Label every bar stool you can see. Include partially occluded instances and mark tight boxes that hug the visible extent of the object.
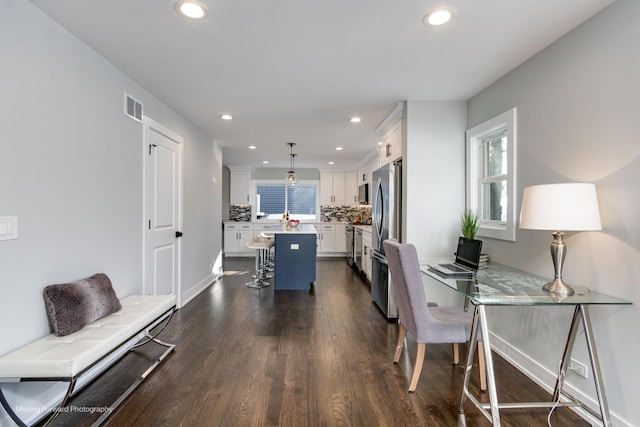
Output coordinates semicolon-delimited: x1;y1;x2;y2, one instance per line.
258;232;275;272
245;238;272;288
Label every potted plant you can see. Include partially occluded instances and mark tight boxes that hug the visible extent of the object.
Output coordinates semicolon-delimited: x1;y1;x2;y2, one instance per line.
460;210;488;268
460;209;480;240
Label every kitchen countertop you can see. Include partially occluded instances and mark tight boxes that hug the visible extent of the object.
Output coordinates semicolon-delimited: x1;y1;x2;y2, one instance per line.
263;224;317;234
224;220;372;230
224;220;352;225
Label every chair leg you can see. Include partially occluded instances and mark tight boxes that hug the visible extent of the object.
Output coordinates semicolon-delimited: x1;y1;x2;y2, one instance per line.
409;343;426;392
452;343;460;364
394;323;406;363
477;341;487;391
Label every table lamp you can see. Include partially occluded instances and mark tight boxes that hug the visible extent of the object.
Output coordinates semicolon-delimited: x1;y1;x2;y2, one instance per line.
519;183;602;296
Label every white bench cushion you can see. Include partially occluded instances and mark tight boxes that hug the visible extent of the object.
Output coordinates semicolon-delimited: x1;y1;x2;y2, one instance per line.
0;295;175;379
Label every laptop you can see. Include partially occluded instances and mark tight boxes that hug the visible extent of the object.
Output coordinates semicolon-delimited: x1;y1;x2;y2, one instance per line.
429;237;483;276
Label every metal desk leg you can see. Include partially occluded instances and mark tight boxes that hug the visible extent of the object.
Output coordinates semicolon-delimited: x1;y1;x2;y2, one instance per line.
554;305;612;426
581;305;612;427
458;305;480;425
459;305;501;426
553;306;581;401
478;305;501;426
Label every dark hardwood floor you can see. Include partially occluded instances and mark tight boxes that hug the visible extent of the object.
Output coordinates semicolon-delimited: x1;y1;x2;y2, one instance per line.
52;257;588;427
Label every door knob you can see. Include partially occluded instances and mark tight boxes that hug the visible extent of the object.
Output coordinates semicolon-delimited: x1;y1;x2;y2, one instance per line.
175;231;183;238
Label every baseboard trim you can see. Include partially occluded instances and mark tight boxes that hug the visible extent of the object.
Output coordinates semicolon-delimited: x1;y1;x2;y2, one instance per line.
181;273;217;308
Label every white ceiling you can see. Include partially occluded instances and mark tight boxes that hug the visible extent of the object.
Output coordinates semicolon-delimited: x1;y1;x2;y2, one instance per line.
27;0;614;170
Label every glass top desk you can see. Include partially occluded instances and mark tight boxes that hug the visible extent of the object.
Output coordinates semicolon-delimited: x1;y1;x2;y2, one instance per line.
420;262;631;427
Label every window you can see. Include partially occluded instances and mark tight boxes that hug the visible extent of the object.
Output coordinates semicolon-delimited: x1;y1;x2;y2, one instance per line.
466;108;517;241
255;181;318;220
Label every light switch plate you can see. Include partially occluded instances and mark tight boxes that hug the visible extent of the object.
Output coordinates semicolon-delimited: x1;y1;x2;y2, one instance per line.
0;216;18;240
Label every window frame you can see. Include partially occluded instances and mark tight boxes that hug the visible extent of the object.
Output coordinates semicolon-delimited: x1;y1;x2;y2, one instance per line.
252;179;319;221
466;108;517;241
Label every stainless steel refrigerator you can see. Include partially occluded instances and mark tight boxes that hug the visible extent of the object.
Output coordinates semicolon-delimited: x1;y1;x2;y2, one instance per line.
371;159;402;318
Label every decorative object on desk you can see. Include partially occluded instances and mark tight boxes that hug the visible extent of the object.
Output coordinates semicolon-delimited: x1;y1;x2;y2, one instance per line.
519;183;602;296
460;209;480;239
285;142;298;186
460;210;488;267
287;219;300;228
478;253;489;269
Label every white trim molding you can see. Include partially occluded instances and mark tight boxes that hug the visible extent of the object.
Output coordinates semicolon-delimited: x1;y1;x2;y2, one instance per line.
466;107;517;241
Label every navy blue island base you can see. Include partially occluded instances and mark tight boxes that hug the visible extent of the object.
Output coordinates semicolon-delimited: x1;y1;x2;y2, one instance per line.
272;225;317;290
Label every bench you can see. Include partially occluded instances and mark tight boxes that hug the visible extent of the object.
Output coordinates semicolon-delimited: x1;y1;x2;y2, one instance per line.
0;293;176;426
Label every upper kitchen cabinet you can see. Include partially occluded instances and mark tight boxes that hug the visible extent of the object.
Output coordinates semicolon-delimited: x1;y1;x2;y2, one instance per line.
229;168;251;205
378;120;402;165
377;102;404;166
320;171;346;205
345;171;358;206
358;155;379;190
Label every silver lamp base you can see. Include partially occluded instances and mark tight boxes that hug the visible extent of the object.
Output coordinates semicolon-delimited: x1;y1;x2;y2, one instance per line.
542;277;575;296
544;231;575;296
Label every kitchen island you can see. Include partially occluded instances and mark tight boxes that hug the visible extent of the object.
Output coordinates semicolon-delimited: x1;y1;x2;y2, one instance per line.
269;224;317;290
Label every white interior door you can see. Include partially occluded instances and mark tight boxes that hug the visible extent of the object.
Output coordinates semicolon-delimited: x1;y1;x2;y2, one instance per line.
143;117;182;299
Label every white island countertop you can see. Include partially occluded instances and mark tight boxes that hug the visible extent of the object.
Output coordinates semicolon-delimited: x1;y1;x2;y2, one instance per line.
264;224;317;234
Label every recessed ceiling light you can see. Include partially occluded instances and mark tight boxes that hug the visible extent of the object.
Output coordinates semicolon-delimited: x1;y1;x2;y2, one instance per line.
262;160;269;164
336;147;343;151
248;145;256;150
175;1;209;19
220;114;233;120
423;8;455;26
328;161;335;165
349;117;362;123
377;142;383;146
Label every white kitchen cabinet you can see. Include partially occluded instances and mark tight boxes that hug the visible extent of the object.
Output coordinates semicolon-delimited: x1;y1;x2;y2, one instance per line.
316;223;337;252
361;228;372;280
345;172;358;205
229;168;251;205
223;223;254;254
315;223;348;254
379;119;402;166
358;156;380;201
357;163;371;187
320;171;346;205
334;223;347;252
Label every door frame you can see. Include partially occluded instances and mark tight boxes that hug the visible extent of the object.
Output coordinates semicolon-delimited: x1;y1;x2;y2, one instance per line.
142;116;183;306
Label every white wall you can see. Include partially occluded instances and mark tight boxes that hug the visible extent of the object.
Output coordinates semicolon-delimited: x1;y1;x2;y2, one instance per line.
467;1;640;424
403;100;468;306
0;0;221;358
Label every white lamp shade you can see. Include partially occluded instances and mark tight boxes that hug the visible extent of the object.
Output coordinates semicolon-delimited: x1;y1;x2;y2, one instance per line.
519;183;602;231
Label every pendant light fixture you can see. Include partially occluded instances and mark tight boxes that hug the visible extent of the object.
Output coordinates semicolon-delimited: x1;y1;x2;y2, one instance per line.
286;142;298;186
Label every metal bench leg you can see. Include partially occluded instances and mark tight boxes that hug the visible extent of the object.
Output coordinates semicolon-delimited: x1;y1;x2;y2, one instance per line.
0;378;76;427
91;341;175;427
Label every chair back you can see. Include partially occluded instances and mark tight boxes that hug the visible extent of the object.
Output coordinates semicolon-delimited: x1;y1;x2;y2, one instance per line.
383;239;433;339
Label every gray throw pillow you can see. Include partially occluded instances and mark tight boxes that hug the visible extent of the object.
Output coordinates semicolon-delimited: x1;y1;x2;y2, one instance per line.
43;273;122;337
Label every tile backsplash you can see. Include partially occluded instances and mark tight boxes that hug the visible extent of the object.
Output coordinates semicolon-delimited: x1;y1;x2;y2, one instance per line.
320;205;371;223
229;205;251;222
229;204;371;223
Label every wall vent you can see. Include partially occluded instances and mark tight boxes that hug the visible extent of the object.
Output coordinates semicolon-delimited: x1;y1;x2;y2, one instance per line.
124;93;143;122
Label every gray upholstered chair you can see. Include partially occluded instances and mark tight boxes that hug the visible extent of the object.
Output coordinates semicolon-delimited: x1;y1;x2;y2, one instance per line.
383;239;486;392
